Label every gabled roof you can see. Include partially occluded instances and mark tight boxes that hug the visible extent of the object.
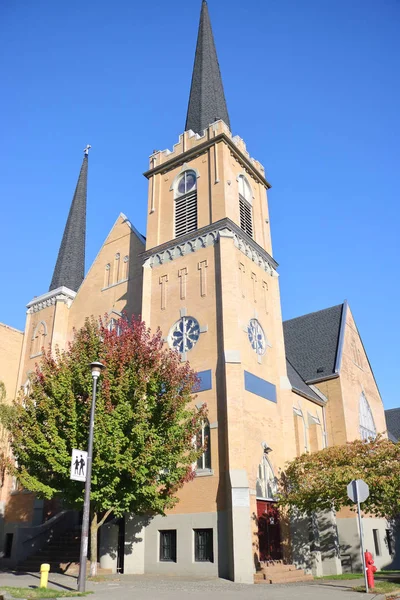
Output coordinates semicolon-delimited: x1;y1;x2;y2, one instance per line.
286;359;324;404
385;408;400;443
283;303;344;383
49;151;88;292
185;0;230;135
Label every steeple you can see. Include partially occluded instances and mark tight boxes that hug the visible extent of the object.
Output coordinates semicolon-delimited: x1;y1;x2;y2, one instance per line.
185;0;230;135
49;146;90;292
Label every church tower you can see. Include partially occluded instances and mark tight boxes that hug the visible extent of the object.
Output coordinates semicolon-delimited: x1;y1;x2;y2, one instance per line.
17;147;90;389
140;0;296;583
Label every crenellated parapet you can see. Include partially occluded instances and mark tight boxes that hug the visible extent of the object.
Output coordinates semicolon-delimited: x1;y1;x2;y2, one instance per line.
146;120;268;187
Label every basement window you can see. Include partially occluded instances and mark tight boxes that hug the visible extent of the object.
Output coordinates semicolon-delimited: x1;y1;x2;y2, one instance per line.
194;529;213;562
159;530;177;562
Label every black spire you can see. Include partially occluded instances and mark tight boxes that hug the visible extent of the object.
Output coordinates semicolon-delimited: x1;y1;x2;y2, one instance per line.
49;146;89;292
185;0;230;134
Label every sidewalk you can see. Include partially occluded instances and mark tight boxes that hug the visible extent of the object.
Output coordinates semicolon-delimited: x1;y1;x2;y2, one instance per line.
0;571;387;600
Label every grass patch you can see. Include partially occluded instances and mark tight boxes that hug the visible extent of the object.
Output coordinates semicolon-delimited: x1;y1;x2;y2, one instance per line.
316;574;364;580
87;575;120;582
354;581;400;594
1;587;91;599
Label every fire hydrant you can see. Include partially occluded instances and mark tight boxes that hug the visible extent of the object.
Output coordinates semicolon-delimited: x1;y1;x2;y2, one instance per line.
40;563;50;588
365;550;377;589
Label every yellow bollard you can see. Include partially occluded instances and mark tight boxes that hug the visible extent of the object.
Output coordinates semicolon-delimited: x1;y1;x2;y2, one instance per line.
40;563;50;588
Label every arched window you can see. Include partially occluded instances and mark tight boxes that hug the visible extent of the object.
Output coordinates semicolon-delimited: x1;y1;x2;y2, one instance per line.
256;456;277;500
31;321;47;357
107;317;122;336
196;420;211;471
104;263;111;288
114;253;120;283
123;255;129;280
174;170;197;238
238;175;253;238
359;393;376;441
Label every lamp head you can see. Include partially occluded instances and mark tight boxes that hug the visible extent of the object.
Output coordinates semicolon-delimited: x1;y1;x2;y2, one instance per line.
90;361;104;379
262;441;272;455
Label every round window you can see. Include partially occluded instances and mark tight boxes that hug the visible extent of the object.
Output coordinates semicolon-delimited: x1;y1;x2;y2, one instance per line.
177;171;196;195
169;316;200;354
247;319;267;355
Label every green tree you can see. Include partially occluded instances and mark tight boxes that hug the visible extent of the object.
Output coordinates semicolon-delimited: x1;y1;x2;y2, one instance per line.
2;317;206;575
278;436;400;518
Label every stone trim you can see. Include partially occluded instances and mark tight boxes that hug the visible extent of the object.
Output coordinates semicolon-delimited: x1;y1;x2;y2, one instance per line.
27;286;76;314
195;468;214;477
101;278;128;292
142;218;278;276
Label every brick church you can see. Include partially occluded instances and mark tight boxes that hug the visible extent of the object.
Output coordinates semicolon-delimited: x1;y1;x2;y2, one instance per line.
0;0;393;583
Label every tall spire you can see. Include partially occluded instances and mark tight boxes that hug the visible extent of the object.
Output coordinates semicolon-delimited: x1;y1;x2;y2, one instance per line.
185;0;230;135
49;146;90;292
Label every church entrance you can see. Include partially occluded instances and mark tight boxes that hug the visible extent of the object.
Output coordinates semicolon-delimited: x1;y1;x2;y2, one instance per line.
257;500;282;561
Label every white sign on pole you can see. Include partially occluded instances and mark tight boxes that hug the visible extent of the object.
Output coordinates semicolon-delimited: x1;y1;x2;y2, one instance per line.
70;449;88;482
347;479;369;503
347;479;370;593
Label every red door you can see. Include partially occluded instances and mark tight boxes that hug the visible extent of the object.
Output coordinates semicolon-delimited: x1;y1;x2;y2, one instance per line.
257;500;282;561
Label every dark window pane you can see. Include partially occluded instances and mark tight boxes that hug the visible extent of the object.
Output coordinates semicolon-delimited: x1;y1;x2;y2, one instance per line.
194;529;213;562
373;529;381;556
159;530;177;562
204;424;211;469
386;529;393;555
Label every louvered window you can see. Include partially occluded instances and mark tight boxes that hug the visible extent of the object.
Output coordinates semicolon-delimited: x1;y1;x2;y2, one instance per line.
175;190;197;237
239;195;253;237
238;175;253;238
174;170;198;238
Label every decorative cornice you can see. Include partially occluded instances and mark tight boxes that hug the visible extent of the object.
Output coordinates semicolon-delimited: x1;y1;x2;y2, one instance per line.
141;218;278;276
27;286;76;314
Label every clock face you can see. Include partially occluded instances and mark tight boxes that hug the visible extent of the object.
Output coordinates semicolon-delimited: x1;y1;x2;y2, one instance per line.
169;316;200;354
247;319;267;355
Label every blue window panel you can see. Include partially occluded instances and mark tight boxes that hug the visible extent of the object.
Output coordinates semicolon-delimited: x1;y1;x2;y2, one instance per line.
194;370;212;393
244;371;277;403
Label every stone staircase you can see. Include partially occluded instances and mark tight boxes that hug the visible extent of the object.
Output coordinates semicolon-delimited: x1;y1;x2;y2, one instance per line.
254;560;314;584
16;527;111;575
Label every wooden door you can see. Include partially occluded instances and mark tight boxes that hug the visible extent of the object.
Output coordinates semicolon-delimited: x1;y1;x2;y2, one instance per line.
257;500;282;561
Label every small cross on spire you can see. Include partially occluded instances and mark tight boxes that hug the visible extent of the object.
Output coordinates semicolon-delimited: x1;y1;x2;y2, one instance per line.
84;144;91;155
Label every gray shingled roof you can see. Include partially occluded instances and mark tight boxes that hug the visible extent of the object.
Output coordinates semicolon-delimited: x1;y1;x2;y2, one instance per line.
385;408;400;443
283;304;344;383
49;153;88;292
286;359;323;403
185;0;231;134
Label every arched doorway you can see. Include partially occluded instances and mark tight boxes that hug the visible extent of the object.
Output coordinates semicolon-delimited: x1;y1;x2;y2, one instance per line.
256;456;282;562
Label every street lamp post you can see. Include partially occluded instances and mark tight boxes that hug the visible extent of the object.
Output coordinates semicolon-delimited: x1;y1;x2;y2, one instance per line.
77;361;104;593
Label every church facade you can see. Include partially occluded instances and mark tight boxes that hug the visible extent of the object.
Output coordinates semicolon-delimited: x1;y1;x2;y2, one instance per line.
0;0;394;582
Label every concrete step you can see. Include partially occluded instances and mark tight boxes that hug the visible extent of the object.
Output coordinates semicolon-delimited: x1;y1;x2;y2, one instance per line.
255;573;314;585
258;565;299;574
255;564;313;584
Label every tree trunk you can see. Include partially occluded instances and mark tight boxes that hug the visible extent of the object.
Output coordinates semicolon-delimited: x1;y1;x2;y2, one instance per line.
90;512;98;577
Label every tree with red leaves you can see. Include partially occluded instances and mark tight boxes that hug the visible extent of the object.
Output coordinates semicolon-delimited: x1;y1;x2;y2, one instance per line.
3;316;206;575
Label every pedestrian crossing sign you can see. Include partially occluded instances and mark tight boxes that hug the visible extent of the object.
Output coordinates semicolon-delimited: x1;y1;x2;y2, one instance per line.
70;449;88;482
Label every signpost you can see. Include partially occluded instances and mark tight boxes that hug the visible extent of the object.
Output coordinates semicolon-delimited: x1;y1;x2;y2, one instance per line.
70;449;88;482
347;479;370;593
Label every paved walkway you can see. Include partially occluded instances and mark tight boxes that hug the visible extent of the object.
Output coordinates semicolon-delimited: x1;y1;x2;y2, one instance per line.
0;572;386;600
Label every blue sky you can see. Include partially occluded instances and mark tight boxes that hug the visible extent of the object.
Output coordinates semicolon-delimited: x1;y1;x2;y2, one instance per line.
0;0;399;408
